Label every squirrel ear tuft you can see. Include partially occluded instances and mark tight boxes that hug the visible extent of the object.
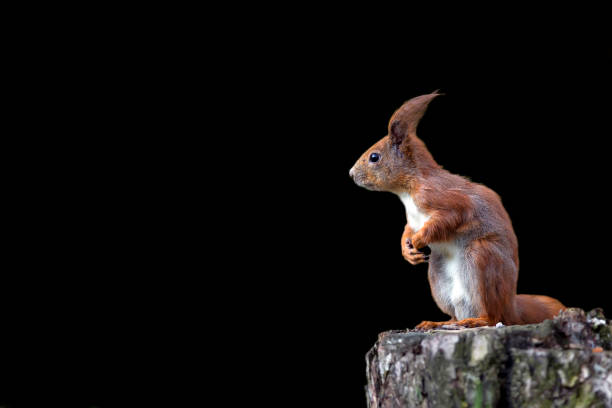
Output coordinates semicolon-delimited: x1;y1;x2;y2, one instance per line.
388;91;441;145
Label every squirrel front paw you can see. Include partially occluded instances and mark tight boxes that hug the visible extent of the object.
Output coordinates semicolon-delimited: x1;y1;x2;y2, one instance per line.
410;233;429;251
402;238;431;265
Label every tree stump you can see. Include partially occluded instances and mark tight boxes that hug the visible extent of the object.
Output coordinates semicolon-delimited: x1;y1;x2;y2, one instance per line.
366;308;612;407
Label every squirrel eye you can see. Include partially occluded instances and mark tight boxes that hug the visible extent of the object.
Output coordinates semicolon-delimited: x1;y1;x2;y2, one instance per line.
369;152;380;163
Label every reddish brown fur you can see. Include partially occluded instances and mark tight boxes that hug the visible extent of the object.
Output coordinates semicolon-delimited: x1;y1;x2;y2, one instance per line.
350;91;565;329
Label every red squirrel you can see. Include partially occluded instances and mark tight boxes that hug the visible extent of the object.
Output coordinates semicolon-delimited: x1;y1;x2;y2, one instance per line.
349;92;565;330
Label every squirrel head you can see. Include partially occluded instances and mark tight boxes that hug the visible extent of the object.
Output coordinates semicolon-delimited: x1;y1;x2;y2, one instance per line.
349;91;441;193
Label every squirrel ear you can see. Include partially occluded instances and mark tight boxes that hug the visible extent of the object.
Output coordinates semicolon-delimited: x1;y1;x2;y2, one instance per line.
390;120;407;147
388;91;442;147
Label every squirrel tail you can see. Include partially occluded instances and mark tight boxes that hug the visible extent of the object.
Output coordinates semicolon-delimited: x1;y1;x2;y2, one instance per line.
514;294;565;324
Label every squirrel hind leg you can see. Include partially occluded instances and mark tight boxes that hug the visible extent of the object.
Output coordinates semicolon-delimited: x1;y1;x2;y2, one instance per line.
452;317;494;328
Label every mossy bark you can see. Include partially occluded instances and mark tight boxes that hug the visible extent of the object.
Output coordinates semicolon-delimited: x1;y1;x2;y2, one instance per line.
366;308;612;407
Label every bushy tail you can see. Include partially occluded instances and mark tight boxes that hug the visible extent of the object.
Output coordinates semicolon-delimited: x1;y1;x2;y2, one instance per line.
514;294;565;324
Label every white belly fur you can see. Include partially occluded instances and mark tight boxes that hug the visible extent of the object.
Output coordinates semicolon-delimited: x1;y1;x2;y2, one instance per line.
430;242;469;304
399;193;472;318
399;193;430;232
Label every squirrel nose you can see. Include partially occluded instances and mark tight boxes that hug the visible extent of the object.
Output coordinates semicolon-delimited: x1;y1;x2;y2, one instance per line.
349;167;355;179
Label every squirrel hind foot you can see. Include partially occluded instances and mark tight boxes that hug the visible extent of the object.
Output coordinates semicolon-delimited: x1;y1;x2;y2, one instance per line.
415;317;493;331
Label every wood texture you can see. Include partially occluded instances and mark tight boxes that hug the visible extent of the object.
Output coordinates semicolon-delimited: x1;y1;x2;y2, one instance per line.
366;308;612;407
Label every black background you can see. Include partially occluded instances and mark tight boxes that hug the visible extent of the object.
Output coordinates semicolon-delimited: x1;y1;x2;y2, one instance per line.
2;13;611;408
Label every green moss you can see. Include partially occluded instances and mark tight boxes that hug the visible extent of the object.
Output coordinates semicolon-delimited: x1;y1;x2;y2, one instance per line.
473;380;483;408
413;384;423;404
569;383;604;408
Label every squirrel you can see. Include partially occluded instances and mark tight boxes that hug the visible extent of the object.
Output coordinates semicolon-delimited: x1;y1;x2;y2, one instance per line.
349;91;565;330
